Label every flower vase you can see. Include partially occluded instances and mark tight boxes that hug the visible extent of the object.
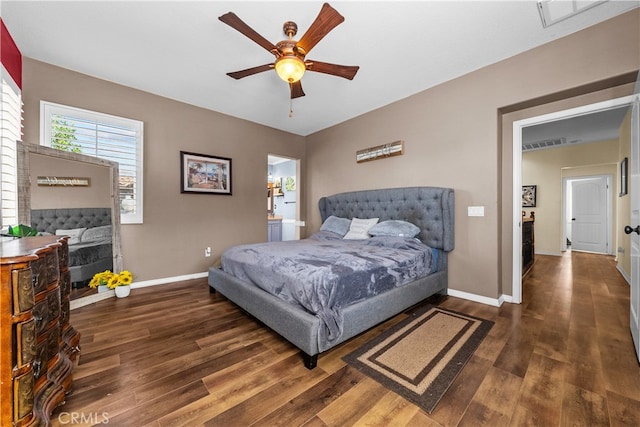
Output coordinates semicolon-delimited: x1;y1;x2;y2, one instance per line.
115;286;131;298
97;285;109;293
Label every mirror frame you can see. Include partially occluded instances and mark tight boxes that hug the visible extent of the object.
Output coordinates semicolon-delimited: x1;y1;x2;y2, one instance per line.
16;141;123;273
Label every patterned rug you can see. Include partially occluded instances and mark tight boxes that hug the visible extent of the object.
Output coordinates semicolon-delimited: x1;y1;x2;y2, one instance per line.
343;304;493;414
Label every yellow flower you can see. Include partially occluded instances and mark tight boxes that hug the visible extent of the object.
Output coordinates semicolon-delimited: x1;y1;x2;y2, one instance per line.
88;270;114;288
119;270;133;285
89;270;133;289
107;275;120;289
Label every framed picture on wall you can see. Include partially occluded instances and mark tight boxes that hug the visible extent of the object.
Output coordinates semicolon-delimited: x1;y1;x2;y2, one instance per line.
180;151;232;195
522;185;537;207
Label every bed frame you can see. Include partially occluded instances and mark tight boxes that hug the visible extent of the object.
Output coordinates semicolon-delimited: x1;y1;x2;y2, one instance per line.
31;207;113;283
208;186;455;369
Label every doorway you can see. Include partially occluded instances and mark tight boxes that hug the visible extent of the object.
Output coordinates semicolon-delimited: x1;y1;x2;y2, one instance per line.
268;154;301;241
563;175;612;254
512;95;634;303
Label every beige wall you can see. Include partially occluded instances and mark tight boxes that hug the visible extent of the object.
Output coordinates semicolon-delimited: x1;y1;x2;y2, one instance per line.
22;58;305;281
523;140;619;256
29;153;111;209
306;10;639;300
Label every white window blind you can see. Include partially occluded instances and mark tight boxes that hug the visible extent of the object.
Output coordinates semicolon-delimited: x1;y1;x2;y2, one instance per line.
40;101;144;224
1;69;22;228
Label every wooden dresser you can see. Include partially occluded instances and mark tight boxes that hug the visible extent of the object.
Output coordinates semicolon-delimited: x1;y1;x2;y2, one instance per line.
0;236;81;426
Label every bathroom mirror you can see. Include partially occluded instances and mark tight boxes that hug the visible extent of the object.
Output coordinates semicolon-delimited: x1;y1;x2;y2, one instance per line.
16;141;123;298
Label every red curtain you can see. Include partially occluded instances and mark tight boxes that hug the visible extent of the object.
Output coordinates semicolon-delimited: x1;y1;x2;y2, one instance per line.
1;18;22;89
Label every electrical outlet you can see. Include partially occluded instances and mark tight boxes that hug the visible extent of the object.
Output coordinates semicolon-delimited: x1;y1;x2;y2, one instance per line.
467;206;485;217
205;247;211;257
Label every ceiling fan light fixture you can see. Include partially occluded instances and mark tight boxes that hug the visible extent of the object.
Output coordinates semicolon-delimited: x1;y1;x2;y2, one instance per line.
275;55;306;83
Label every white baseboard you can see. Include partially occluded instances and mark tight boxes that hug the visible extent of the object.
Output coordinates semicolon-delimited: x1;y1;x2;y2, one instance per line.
70;271;209;310
447;288;505;307
617;265;631;285
70;289;115;310
535;250;562;257
130;271;208;289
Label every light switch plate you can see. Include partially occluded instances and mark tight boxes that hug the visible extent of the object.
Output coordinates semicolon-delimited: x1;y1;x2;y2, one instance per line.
468;206;485;217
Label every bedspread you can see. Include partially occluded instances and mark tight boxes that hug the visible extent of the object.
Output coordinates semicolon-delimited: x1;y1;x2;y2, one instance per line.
221;231;438;345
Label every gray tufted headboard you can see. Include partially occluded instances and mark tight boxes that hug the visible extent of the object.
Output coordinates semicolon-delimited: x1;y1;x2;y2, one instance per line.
31;207;112;234
318;187;455;252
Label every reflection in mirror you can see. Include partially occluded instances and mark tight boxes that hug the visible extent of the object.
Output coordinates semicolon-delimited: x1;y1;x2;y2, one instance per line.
17;142;122;302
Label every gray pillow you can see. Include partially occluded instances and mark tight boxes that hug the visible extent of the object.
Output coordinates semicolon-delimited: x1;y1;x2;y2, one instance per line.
369;220;420;238
81;225;112;242
320;216;352;237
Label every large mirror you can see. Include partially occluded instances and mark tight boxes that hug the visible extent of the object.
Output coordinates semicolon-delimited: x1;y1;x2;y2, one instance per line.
17;141;123;301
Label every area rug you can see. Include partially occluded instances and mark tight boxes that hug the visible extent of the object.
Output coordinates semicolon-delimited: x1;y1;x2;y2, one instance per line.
343;304;493;414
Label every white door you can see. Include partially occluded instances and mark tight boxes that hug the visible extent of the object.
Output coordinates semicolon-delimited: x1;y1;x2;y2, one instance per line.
627;94;640;363
570;176;608;253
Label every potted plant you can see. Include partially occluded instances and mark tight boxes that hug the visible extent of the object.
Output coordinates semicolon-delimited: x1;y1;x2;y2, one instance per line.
2;224;38;238
89;270;133;297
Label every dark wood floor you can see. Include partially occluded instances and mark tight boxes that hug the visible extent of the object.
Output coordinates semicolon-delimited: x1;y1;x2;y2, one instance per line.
53;251;640;426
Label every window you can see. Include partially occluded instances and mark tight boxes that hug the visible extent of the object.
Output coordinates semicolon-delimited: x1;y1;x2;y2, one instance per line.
0;68;22;228
40;101;143;224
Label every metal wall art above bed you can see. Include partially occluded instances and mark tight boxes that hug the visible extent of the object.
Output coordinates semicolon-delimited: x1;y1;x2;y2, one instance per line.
356;140;404;163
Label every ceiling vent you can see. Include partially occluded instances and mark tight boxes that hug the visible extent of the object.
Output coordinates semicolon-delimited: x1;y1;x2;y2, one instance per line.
523;137;566;151
537;0;608;27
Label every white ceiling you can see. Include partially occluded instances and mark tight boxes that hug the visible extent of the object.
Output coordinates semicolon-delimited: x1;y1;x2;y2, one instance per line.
522;105;631;150
2;1;638;138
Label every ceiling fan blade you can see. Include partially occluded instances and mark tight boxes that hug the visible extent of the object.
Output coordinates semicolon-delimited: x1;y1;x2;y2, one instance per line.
297;3;345;55
227;64;274;80
290;81;305;99
306;60;359;80
219;12;277;53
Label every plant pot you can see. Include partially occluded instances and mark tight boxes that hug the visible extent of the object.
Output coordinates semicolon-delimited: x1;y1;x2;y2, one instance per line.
114;286;131;298
97;285;109;293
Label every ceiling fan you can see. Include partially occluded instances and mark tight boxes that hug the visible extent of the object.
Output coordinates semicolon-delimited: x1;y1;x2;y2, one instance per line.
219;3;359;100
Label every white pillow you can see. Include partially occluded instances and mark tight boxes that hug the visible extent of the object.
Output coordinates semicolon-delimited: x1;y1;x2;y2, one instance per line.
81;225;112;242
343;217;379;240
55;227;87;245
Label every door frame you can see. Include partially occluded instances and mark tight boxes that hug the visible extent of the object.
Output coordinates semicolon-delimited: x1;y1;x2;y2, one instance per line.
267;153;302;240
512;95;634;303
562;174;613;254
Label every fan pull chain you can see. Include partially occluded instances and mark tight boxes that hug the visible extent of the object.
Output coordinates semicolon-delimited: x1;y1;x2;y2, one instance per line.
289;99;294;118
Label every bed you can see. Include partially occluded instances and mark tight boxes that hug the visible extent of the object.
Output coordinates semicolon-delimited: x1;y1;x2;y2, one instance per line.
208;186;454;369
31;207;113;285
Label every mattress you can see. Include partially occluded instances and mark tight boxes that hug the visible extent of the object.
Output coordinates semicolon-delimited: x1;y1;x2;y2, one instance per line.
221;231;440;344
68;239;112;266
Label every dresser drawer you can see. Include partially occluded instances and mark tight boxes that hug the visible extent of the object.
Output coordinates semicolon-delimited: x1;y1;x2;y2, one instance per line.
60;298;70;329
57;239;69;270
34;324;61;380
33;288;61;336
31;250;60;295
60;270;71;298
12;268;34;314
13;370;35;423
15;318;37;368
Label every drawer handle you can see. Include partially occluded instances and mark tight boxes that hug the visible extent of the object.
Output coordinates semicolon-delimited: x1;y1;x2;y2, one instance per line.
32;273;40;287
32;359;41;377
